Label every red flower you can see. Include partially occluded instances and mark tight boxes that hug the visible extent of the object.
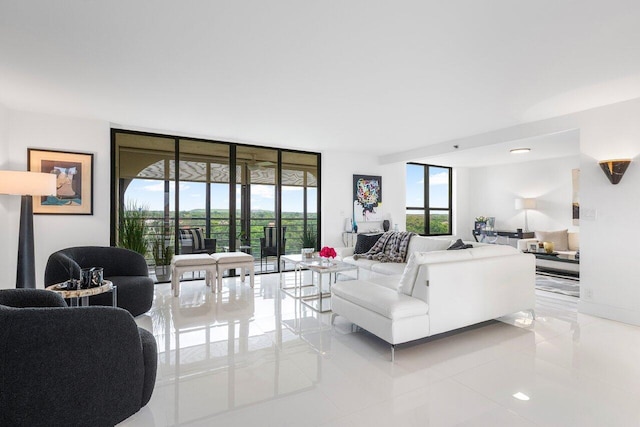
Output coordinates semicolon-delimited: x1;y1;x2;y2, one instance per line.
319;246;336;258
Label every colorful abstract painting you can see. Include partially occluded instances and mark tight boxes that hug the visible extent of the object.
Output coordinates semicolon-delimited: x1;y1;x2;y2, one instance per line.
353;175;382;222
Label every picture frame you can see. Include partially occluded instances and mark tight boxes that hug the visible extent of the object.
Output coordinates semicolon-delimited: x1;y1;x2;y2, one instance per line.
474;221;486;232
28;148;94;215
353;174;383;222
528;242;538;253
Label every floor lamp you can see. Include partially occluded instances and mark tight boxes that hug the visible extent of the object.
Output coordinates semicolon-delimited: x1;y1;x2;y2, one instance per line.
0;171;56;288
515;198;537;232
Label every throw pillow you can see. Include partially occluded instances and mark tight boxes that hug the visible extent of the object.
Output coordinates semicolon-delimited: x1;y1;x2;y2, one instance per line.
534;229;569;251
447;239;473;250
354;233;382;254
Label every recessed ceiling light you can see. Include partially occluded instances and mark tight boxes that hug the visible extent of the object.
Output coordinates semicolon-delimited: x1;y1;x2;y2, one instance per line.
512;392;530;401
510;148;531;154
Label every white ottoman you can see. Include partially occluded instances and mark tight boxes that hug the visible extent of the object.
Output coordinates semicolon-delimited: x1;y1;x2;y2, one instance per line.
171;254;218;297
210;252;255;292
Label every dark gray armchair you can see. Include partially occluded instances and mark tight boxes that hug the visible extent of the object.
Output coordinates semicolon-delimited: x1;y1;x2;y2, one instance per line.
45;246;154;317
0;289;157;427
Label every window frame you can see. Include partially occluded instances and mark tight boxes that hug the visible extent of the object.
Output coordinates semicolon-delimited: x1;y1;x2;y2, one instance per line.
406;162;453;236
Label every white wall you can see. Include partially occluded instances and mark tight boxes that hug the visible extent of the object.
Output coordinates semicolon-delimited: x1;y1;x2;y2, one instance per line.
397;97;640;326
1;109;407;288
321;150;406;249
456;156;580;242
576;101;640;325
3;110;110;289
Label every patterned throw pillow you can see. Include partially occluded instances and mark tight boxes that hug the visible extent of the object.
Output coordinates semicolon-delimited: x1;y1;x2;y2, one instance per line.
354;233;382;254
180;228;205;251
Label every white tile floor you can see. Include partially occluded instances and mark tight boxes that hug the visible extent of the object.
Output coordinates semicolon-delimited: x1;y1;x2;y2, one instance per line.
121;273;640;427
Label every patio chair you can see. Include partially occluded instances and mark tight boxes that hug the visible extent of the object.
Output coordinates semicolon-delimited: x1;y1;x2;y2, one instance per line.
260;226;286;271
179;227;216;255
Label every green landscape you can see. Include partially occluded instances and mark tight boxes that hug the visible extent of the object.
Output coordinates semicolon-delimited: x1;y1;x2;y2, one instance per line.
406;213;450;235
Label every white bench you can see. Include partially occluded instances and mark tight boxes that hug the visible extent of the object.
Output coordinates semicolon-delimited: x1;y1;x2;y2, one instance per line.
171;254;217;297
210;252;255;292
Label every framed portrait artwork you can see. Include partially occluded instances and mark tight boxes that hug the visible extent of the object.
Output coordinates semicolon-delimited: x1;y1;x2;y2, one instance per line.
28;148;94;215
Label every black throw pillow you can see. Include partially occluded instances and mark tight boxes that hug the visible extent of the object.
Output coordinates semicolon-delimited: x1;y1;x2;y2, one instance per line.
354;233;383;254
447;239;473;250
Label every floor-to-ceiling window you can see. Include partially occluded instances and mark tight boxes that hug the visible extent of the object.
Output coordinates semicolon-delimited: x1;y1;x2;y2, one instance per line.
405;162;452;235
112;130;320;278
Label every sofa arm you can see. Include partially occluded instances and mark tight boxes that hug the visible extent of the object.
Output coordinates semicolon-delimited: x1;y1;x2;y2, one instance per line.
0;289;67;308
139;327;158;407
516;238;538;252
335;246;354;260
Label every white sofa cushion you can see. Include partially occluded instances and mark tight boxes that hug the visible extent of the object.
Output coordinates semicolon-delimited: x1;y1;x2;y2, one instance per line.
535;229;569;251
469;244;520;258
398;250;474;295
406;236;454;254
568;232;579;251
371;262;407;276
397;244;520;296
341;256;379;270
332;280;428;320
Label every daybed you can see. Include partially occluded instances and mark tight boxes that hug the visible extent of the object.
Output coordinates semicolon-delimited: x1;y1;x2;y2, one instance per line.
332;244;536;361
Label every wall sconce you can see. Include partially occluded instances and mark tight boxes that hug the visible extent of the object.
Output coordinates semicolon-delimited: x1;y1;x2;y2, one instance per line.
599;159;631;185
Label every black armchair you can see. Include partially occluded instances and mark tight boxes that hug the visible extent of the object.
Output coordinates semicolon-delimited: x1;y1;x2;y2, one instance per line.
0;289;157;427
260;226;286;271
179;228;216;254
44;246;154;317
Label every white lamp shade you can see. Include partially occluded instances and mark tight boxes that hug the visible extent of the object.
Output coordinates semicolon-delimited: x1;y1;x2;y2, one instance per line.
515;198;537;210
0;171;57;196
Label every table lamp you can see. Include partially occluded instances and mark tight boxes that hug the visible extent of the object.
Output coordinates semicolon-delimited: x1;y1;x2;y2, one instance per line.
515;198;537;232
0;170;56;288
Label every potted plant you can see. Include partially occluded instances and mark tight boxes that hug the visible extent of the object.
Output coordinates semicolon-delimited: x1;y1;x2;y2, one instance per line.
152;239;174;282
301;229;317;258
118;200;149;257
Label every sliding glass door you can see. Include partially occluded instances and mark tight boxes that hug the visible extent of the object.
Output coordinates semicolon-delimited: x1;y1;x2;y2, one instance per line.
112;130;320;279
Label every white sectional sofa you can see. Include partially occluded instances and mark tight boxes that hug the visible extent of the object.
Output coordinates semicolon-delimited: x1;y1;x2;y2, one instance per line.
332;243;536;361
336;235;456;280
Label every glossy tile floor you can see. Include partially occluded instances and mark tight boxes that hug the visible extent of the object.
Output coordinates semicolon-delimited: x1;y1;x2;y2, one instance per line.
121;273;640;427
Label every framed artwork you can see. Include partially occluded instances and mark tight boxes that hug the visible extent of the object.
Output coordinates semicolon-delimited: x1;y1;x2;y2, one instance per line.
353;175;383;222
528;242;538;253
28;148;94;215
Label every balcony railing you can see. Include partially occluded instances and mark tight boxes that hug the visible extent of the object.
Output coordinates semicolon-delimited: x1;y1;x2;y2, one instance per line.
139;215;318;266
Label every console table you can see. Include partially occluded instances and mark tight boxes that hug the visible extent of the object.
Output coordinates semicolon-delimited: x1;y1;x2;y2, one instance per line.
472;230;534;244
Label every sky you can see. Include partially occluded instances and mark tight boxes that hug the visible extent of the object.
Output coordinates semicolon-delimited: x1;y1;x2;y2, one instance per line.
125;179;317;212
125;165;445;214
405;164;450;209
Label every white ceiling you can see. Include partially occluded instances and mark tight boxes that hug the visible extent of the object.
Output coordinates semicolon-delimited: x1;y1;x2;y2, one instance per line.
1;1;640;157
416;129;580;168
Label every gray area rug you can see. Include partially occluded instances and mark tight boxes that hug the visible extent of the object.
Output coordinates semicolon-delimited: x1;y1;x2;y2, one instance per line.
535;272;579;297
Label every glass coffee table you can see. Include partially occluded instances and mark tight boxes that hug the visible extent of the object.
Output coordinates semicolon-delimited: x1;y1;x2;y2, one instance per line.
298;259;359;313
280;253;316;298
